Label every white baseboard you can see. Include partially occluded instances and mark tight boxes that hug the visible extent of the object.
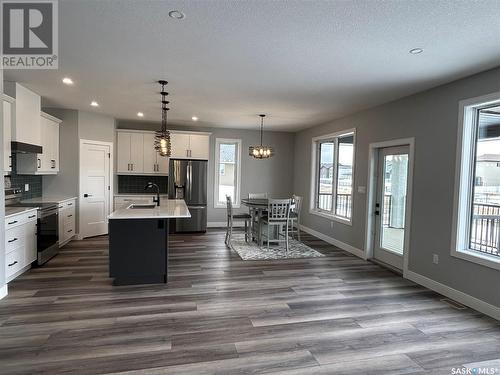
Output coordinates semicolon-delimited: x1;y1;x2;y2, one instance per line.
207;222;227;228
406;270;500;321
0;284;8;300
299;224;365;259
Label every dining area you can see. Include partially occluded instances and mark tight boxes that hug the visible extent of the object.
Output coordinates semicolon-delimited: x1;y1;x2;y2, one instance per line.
223;193;322;260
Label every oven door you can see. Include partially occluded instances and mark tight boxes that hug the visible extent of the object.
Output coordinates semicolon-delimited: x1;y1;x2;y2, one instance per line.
38;208;59;263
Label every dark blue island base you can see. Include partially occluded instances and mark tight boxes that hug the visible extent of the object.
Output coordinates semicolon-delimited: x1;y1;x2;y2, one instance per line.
109;219;169;286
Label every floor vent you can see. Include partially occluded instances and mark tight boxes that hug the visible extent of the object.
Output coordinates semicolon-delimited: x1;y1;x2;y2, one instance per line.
440;298;467;310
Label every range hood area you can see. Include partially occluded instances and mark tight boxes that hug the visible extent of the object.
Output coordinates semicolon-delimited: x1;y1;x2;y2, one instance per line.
11;141;42;154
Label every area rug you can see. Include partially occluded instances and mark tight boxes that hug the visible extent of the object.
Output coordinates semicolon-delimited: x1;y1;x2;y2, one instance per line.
229;234;324;260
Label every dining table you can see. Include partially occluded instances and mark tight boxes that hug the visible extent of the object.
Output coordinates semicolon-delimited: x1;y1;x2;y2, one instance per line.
241;198;292;246
240;198;269;245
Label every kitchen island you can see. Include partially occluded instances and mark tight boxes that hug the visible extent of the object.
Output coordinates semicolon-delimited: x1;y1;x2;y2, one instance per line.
108;199;190;285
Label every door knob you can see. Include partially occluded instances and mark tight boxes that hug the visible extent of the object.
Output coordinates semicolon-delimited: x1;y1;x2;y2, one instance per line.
84;193;93;198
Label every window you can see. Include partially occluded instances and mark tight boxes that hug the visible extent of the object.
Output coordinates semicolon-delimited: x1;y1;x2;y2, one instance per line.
452;93;500;270
214;138;241;208
311;130;355;223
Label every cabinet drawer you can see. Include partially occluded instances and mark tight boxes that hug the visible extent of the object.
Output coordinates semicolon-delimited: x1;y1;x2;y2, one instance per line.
63;220;75;239
5;213;27;229
5;225;26;254
64;200;75;209
63;206;75;224
6;248;25;279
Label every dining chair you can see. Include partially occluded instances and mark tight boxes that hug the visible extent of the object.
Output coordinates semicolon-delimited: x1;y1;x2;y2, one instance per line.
289;195;303;241
225;195;252;246
261;198;291;253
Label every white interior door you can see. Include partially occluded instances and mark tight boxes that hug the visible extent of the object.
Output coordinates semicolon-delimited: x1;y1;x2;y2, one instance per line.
373;145;410;269
80;141;111;238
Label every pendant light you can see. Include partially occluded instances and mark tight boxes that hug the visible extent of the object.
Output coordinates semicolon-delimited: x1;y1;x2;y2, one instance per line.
154;80;171;157
249;114;273;159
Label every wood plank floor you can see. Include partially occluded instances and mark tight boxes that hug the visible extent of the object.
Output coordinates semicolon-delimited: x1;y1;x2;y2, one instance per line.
1;229;499;374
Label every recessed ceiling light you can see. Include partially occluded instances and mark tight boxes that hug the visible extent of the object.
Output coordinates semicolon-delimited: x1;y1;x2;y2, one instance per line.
169;10;185;19
137;112;144;117
409;48;424;54
90;101;99;107
62;77;73;85
192;116;198;121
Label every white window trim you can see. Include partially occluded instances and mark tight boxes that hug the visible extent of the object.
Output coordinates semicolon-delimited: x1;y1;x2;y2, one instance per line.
309;128;356;226
451;91;500;271
214;138;242;209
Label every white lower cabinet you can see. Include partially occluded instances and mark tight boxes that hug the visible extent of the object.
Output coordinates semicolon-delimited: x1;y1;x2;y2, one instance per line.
5;210;38;282
58;199;77;247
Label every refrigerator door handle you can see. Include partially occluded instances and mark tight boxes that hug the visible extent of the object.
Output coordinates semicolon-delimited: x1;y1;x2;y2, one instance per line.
187;161;192;202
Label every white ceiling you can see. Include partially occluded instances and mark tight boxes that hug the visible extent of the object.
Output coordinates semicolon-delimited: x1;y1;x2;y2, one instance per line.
5;0;500;131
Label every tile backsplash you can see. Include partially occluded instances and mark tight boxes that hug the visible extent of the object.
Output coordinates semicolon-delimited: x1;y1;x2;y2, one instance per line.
5;156;43;199
118;175;168;194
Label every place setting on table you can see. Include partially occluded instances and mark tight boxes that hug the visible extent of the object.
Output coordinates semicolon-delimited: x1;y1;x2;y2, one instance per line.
224;193;324;260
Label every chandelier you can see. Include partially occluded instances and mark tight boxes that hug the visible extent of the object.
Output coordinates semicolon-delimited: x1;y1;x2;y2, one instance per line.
154;80;171;157
249;114;273;159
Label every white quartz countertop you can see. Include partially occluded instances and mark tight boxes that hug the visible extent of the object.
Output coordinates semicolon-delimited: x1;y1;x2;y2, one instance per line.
21;196;77;204
108;199;191;220
114;193;169;197
5;207;38;218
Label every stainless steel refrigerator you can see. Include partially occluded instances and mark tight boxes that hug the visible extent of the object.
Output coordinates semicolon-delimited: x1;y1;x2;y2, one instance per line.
168;159;208;232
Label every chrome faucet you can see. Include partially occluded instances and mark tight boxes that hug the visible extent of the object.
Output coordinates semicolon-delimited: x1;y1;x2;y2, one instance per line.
145;182;160;206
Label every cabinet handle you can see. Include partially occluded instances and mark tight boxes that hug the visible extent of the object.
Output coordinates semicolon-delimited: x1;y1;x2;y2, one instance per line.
67;229;73;233
67;203;73;206
8;220;18;225
8;238;18;243
58;205;64;209
131;163;134;171
8;261;18;267
68;214;73;218
8;155;12;168
28;215;36;219
37;158;41;169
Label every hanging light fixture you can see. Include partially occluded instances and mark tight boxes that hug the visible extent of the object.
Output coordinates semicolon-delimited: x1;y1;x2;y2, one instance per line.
155;80;171;157
249;114;274;159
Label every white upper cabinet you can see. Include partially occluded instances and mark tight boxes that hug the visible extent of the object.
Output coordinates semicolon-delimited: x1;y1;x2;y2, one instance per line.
170;132;210;160
117;130;168;175
170;133;190;158
142;132;169;175
39;113;60;173
9;83;41;146
116;131;144;174
3;96;13;174
16;112;61;175
189;134;210;159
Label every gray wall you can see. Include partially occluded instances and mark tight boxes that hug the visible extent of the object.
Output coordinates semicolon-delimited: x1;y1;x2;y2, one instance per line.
42;109;116;233
117;121;295;223
0;70;5;296
78;111;115;143
293;66;500;307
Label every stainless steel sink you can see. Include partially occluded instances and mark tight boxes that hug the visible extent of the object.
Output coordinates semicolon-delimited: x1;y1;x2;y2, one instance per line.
127;204;157;209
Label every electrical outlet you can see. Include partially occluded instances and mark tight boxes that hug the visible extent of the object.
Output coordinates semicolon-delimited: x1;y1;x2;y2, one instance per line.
24;184;29;192
433;254;439;264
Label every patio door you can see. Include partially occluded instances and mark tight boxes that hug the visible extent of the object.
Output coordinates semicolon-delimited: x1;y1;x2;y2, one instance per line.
373;145;410;269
